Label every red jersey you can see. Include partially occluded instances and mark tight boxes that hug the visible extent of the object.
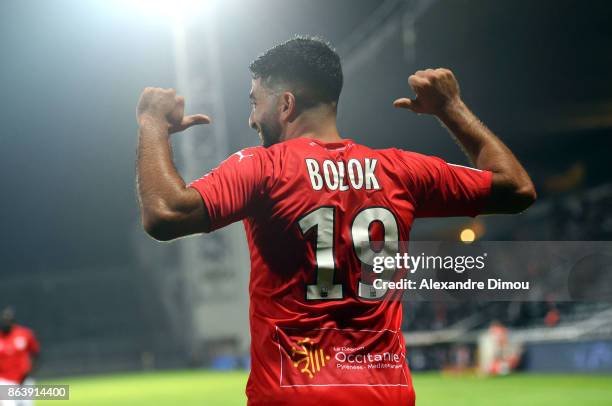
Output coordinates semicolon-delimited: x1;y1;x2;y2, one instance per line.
0;325;40;383
188;137;492;405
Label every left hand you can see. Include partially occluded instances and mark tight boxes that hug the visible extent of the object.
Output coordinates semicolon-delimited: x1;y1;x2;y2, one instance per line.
393;68;462;116
136;87;210;134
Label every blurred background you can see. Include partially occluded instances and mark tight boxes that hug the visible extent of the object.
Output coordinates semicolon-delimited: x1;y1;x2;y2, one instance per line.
1;0;611;404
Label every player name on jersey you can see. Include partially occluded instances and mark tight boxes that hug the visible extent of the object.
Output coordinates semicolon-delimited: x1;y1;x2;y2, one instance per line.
305;158;380;191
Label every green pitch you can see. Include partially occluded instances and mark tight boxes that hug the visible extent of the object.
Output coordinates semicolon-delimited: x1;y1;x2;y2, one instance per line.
39;370;612;405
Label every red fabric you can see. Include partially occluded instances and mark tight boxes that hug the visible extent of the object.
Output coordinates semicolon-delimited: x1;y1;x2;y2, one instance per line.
188;137;492;405
0;325;40;383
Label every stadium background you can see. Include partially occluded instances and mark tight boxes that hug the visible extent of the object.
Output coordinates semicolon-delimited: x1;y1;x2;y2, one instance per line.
1;0;611;404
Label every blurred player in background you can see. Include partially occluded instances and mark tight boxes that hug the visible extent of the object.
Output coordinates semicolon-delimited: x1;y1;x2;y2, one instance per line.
478;320;522;376
135;36;535;405
0;307;40;406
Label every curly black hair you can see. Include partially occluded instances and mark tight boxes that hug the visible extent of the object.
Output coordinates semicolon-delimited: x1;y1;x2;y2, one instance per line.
249;36;343;111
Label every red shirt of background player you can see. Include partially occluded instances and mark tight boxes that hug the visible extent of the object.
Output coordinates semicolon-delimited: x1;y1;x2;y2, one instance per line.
0;325;40;384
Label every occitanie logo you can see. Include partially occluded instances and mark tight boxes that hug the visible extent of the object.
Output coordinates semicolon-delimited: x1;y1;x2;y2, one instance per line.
291;337;331;378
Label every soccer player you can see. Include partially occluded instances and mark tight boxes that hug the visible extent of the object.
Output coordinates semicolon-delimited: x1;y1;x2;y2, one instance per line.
136;37;535;405
0;307;40;406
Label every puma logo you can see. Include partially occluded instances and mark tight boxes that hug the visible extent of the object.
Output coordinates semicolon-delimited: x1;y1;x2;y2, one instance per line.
234;150;254;162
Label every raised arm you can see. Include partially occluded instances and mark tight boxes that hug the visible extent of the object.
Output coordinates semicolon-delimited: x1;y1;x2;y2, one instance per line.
393;68;536;214
136;87;211;241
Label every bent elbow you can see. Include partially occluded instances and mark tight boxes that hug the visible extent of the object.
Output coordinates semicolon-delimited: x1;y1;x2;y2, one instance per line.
511;183;537;213
142;209;179;242
143;222;175;242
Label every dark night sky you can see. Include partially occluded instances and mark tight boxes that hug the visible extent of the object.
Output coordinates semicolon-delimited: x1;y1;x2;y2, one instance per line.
1;0;611;271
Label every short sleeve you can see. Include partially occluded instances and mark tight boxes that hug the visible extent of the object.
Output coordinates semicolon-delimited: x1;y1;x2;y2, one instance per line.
395;150;493;218
27;330;40;354
187;147;270;231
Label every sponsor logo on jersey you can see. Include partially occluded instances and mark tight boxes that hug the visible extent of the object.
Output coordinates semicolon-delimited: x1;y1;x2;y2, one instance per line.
290;337;331;379
279;328;410;387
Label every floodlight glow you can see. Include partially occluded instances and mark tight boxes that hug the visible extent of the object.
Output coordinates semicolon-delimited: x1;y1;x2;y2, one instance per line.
121;0;207;25
460;228;476;243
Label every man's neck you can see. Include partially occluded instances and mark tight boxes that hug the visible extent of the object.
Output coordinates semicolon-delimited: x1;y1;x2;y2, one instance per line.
282;106;342;144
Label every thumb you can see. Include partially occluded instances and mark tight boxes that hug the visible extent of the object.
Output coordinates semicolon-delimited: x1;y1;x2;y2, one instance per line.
183;114;211;126
172;114;211;133
393;98;418;111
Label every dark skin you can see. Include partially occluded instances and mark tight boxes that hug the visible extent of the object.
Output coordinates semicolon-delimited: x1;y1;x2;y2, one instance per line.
0;308;15;334
1;308;39;383
136;68;536;241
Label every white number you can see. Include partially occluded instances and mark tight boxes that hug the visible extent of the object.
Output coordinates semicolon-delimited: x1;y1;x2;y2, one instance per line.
353;207;398;299
298;206;399;300
298;207;343;300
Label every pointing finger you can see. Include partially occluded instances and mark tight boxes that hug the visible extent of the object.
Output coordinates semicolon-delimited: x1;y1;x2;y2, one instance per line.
393;98;413;109
393;97;421;113
169;114;211;134
183;114;211;126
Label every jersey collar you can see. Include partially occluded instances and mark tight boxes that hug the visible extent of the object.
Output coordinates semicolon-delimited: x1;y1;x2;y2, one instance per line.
300;137;355;149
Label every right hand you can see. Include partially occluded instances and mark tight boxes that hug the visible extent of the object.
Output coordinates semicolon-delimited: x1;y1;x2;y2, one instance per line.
393;68;462;116
136;87;210;134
